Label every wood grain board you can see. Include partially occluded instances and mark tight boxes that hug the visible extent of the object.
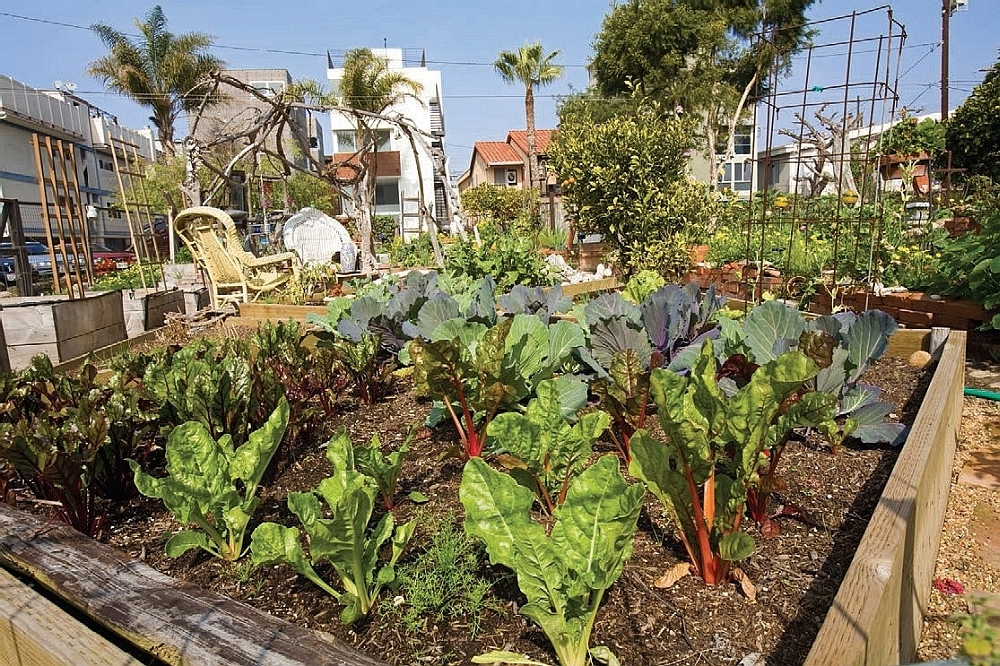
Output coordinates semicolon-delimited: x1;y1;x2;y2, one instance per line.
0;505;387;666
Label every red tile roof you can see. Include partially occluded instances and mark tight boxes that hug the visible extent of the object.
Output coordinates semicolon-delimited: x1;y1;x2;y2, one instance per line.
474;141;522;166
507;129;555;156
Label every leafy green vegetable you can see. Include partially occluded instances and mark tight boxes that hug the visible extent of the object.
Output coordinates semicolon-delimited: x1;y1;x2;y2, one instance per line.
461;455;643;666
130;399;289;561
629;341;836;585
408;314;583;458
488;378;606;512
353;428;414;510
250;427;415;623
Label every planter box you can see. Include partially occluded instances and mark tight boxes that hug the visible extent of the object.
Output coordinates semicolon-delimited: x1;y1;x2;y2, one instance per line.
1;291;126;370
119;288;186;338
183;288;211;316
809;288;996;331
805;328;966;665
577;242;608;272
0;328;967;665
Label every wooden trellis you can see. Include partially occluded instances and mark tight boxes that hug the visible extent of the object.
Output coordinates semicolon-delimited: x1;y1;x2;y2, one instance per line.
108;135;163;290
29;134;92;297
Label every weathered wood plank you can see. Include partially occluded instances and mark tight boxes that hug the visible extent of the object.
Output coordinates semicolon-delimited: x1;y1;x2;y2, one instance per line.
0;567;142;666
53;291;127;361
554;277;622;298
885;328;932;359
236;302;329;322
804;330;966;666
0;505;386;666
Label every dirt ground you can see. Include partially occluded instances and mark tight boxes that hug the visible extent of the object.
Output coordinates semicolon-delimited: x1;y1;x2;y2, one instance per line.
92;354;934;666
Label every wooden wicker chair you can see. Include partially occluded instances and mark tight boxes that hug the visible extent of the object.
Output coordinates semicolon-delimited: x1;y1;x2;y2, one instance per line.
173;206;301;308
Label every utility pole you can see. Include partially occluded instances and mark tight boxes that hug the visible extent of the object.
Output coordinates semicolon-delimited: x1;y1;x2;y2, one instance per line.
942;0;969;121
942;0;951;121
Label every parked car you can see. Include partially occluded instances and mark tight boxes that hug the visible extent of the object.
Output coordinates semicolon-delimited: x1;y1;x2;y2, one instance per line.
90;243;135;274
0;241;55;285
0;241;94;286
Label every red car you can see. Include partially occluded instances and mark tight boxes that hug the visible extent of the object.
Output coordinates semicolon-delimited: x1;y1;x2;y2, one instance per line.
90;243;135;274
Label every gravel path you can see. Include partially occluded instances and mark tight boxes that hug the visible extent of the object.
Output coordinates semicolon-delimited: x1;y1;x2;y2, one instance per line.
917;389;1000;662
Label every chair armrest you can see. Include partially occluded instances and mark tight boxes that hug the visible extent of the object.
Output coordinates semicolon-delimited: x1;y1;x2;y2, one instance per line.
239;251;301;278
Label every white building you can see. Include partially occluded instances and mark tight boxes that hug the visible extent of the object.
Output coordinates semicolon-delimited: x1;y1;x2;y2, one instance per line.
0;74;157;249
759;112;943;196
327;48;448;239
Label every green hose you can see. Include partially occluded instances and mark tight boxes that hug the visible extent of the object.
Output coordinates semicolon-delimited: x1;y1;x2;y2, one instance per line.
964;387;1000;401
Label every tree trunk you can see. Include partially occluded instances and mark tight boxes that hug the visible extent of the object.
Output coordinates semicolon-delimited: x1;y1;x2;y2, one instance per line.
706;107;719;193
355;119;376;272
524;84;540;193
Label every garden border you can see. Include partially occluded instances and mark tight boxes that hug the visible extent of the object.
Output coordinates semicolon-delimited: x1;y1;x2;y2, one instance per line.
804;327;966;666
0;327;966;665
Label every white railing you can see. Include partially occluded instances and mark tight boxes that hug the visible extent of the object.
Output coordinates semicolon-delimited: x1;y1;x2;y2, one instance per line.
0;75;88;138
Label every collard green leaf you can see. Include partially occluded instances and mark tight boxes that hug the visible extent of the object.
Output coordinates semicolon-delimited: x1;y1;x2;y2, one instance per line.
584;293;641;327
742;301;805;363
589;317;653;370
846;310;898;383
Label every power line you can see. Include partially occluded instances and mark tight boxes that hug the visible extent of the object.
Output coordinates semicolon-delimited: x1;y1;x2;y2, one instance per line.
0;10;954;71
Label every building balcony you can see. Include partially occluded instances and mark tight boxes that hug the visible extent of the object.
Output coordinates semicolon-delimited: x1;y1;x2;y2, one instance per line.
332;150;401;179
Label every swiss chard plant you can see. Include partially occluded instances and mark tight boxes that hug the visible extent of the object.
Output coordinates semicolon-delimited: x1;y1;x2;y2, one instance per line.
142;339;280;448
0;391;109;536
130;399;289;561
408;314;585;458
589;348;660;462
487;378;605;513
583;285;723;460
628;341;837;585
353;428;414;511
0;356;158;536
325;331;397;404
250;428;416;623
461;455;644;666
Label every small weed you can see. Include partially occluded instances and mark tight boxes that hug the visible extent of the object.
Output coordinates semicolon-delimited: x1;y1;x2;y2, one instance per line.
385;512;499;638
956;600;1000;665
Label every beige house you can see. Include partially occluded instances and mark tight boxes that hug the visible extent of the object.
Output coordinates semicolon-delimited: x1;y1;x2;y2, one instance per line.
0;74;157;248
457;129;565;231
458;129;555;193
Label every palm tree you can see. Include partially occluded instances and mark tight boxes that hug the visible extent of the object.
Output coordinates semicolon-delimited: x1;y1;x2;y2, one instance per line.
87;5;224;155
494;42;564;191
337;48;422;269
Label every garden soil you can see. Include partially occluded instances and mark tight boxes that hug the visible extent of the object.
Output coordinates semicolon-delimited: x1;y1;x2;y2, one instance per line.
88;349;936;666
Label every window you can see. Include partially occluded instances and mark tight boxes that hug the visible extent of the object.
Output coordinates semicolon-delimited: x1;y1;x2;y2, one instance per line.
373;129;392;151
336;131;356;152
718;160;753;192
375;180;400;206
336;129;391;152
733;129;752;155
493;169;506;186
98;158;114;172
714;128;753;156
249;80;286;98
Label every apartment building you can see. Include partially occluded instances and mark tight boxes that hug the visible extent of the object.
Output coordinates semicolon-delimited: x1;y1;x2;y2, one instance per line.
327;48;449;239
0;74;157;248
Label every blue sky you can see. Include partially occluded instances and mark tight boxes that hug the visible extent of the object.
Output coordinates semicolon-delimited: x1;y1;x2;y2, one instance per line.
1;1;995;178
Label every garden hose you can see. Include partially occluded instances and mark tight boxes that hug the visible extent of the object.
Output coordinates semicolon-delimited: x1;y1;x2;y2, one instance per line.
964;387;1000;401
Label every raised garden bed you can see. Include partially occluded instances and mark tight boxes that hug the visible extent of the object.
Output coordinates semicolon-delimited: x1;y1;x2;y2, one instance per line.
1;291;126;370
0;325;964;665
